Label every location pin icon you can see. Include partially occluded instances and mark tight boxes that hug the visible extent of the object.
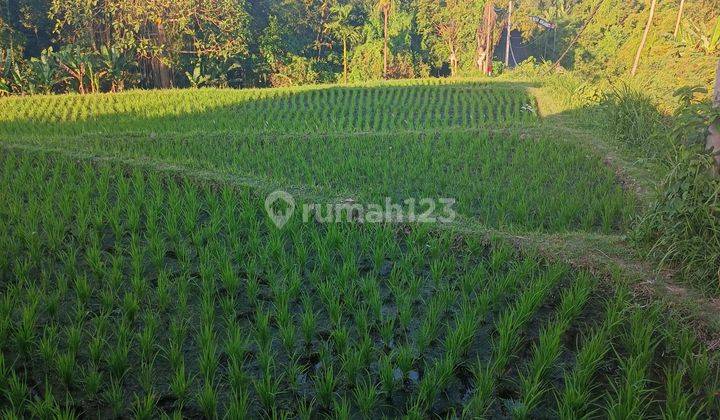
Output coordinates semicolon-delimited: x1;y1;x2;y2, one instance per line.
265;190;296;229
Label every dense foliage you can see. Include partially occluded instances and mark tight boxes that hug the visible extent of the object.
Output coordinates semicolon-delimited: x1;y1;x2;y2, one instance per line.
2;0;717;94
631;88;720;293
634;149;720;292
0;0;489;92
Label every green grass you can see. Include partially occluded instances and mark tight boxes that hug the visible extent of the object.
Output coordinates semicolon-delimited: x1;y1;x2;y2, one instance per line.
0;149;717;418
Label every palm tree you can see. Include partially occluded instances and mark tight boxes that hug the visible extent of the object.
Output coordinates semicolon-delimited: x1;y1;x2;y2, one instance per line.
375;0;392;79
327;4;362;84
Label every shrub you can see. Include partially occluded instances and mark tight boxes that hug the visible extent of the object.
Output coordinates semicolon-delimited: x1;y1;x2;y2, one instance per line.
599;84;669;157
672;86;720;148
268;54;320;87
512;57;554;80
633;149;720;292
543;72;602;108
388;52;428;79
348;41;384;82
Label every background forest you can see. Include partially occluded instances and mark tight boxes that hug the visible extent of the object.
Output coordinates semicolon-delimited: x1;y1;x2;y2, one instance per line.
1;0;718;94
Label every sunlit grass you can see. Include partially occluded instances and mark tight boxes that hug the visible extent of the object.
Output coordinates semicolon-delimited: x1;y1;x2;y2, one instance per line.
0;80;536;137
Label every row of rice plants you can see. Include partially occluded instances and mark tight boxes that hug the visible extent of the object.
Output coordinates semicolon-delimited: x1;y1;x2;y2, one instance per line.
555;288;629;419
4;126;634;233
0;150;521;417
462;263;566;417
0;83;536;138
511;272;595;418
604;306;658;417
0;150;716;417
659;317;716;418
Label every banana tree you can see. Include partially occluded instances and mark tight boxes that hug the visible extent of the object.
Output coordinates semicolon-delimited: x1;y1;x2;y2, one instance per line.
708;17;720;54
28;48;65;94
684;17;720;55
185;61;211;88
54;47;92;94
86;61;107;93
99;46;134;92
10;62;34;94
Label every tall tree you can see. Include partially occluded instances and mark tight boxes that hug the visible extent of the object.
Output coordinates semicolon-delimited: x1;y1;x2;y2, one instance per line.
478;1;499;74
376;0;392;78
327;3;362;83
631;0;658;76
313;0;334;58
435;0;472;77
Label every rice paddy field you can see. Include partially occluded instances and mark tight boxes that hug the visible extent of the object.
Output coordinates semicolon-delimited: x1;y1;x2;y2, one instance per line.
0;80;718;418
0;81;536;137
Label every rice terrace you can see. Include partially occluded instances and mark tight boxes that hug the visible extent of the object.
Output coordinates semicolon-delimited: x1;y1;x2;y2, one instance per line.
1;0;720;418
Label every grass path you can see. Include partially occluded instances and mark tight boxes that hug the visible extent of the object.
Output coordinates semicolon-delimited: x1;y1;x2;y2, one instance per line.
528;86;720;335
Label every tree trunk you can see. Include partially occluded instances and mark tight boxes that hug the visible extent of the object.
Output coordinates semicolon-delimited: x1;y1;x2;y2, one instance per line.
714;60;720;107
77;73;86;95
61;64;85;94
673;0;685;38
383;7;389;79
317;7;326;59
343;37;348;84
631;0;657;76
484;18;492;74
505;0;512;67
151;22;172;89
476;26;484;70
449;51;457;76
150;57;172;89
707;60;720;170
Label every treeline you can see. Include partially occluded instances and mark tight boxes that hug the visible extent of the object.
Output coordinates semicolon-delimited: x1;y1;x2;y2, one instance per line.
0;0;500;94
0;0;718;95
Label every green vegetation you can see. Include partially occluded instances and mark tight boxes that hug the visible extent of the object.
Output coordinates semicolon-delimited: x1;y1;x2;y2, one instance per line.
0;82;634;234
2;0;720;411
0;81;536;137
634;150;720;293
0;148;717;417
3;1;717;93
